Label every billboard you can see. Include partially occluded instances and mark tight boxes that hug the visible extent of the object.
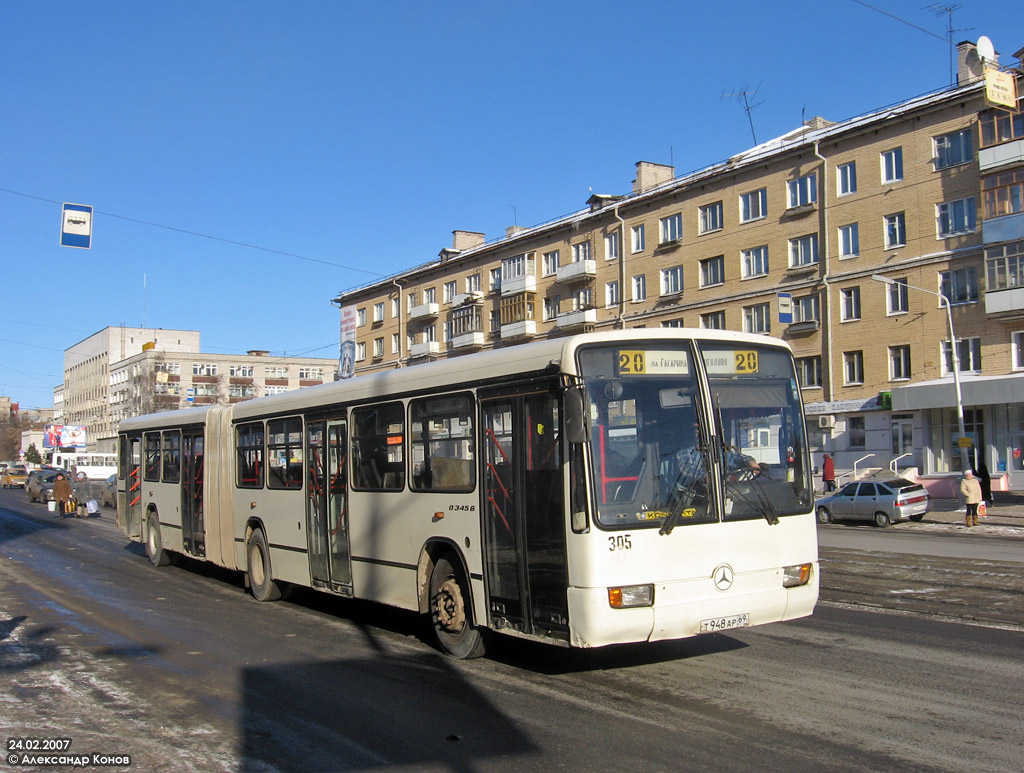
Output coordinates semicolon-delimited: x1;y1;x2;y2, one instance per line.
43;424;87;449
339;305;357;379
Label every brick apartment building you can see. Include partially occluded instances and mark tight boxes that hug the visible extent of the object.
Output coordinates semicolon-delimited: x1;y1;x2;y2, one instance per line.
336;40;1024;491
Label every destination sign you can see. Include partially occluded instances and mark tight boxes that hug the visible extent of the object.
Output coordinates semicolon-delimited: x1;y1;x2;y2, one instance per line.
616;350;690;376
703;350;760;375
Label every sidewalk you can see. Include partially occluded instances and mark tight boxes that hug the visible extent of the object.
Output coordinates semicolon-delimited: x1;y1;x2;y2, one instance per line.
921;490;1024;530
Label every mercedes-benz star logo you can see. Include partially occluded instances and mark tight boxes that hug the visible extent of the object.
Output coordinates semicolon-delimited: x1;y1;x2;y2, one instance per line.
712;564;735;591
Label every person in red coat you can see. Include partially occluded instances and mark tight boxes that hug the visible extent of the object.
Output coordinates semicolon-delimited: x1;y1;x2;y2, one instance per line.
822;453;836;492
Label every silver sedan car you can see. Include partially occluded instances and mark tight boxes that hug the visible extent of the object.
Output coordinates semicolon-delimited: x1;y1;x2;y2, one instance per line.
815;478;929;527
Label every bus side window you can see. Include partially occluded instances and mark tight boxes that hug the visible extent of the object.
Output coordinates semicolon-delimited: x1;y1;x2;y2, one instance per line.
144;433;161;482
352;402;405;492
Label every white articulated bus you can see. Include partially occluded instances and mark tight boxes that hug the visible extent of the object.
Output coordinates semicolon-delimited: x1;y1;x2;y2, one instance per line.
50;451;118;480
116;330;818;658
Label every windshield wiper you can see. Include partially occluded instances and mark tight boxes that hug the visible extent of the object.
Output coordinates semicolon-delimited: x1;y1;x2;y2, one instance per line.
659;448;705;536
711;392;778;526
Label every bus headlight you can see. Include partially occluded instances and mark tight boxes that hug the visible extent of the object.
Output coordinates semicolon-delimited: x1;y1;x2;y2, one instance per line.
782;563;812;588
608;584;654;608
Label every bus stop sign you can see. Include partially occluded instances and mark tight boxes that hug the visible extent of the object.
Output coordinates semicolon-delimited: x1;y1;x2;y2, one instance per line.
61;203;93;249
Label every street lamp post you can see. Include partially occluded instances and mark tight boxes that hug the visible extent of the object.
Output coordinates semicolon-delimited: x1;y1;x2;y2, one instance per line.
870;274;971;471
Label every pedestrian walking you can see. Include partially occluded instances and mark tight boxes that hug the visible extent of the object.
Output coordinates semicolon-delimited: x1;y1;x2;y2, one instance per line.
960;469;983;527
52;473;72;518
975;461;992;507
822;453;836;492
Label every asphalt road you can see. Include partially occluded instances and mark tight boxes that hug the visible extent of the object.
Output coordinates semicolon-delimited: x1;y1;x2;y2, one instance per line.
2;488;1022;772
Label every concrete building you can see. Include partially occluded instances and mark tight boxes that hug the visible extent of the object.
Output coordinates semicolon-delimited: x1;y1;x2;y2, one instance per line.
59;327;337;452
336;40;1024;492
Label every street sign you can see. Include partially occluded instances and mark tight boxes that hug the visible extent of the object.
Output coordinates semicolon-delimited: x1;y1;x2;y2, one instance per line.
61;203;93;249
778;292;793;324
186;388;195;403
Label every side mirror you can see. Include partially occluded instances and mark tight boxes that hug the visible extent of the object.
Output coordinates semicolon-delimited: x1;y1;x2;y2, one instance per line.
564;388;590;444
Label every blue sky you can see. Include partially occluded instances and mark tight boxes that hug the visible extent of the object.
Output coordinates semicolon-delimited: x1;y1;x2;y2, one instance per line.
1;1;1021;409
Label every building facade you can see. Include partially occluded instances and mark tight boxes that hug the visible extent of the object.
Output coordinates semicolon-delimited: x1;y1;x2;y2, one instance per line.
58;327;337;452
337;41;1024;491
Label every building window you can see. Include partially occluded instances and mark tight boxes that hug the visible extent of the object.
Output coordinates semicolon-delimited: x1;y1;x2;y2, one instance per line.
571;241;591;262
1014;331;1024;370
889;344;911;380
838;223;860;258
443;322;452;343
542;251;559;279
572;288;593;311
424;324;437;343
357;308;366;327
742;245;769;278
443;281;457;303
937;197;976;237
228;383;255;398
501;253;534;281
934;129;973;169
192;363;217;376
789;234;819;267
391;297;400;318
407;293;416;312
631;224;645;253
699;255;724;287
837;162;857;195
841;287;861;321
982;168;1024;219
701;310;725;329
605;281;620;307
979;106;1024;148
848;416;866;448
793;294;819;323
353;342;365;361
423;288;436;304
844;351;864;385
451;305;482;336
942;337;982;374
940;267;979;305
787;173;817;208
391;333;400;353
739;188;767;222
543;295;560;321
489;310;501;332
373;337;384;358
500;292;535;324
489;268;501;292
230;364;253;377
632;274;647;301
660;266;683;295
373;302;385;321
743;303;770;334
298;367;323;380
886;277;909;314
796;357;822;388
699;201;723;234
884;213;906;248
661;319;683;328
660;213;682;244
881;147;903;183
605;231;619;260
264;365;287;378
988;241;1024;291
466;274;481;294
267;418;303;490
155;362;180;375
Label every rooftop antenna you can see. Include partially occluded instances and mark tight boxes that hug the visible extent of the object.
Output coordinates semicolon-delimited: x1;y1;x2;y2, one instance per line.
925;3;972;84
722;83;764;146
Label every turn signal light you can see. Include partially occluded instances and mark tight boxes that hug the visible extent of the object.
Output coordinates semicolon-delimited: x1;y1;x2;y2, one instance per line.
608;584;654;608
782;563;812;588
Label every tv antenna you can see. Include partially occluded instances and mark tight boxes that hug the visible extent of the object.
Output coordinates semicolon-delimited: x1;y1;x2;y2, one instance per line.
925;3;972;84
723;83;764;146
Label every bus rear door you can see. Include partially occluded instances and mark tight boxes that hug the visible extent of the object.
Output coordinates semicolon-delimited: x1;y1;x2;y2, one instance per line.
481;387;569;639
306;419;353;593
181;430;205;557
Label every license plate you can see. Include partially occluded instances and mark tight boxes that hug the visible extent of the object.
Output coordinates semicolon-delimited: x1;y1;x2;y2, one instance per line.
700;613;750;633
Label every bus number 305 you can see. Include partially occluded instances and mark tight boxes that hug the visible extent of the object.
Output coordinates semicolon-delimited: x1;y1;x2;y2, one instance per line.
609;535;632;551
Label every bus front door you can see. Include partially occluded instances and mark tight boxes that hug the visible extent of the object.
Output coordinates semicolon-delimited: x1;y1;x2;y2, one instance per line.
181;431;205;557
306;420;352;592
120;434;144;540
481;390;569;638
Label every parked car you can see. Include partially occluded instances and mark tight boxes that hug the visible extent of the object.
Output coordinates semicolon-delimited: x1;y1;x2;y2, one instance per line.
815;478;929;527
101;474;116;507
1;465;29;488
27;470;62;503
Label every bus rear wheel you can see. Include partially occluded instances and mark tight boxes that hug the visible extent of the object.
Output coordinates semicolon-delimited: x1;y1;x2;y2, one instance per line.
247;529;281;602
429;554;485;659
146;512;171;567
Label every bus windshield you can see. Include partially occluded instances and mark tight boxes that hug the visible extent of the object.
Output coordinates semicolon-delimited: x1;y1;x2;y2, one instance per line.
577;341;811;529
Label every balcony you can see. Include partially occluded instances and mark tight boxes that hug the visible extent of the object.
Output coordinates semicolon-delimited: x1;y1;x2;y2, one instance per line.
554;308;597;331
979;138;1024;172
409;302;440;320
451;291;483;307
499;320;536;339
554;260;597;284
985;285;1024;318
786;320;820;335
410;341;441;358
982;211;1024;245
500;275;536;296
451;331;486;350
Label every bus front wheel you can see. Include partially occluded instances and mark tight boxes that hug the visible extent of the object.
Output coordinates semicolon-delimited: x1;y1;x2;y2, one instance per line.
429;554;485;659
247;529;281;602
146;512;171;567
